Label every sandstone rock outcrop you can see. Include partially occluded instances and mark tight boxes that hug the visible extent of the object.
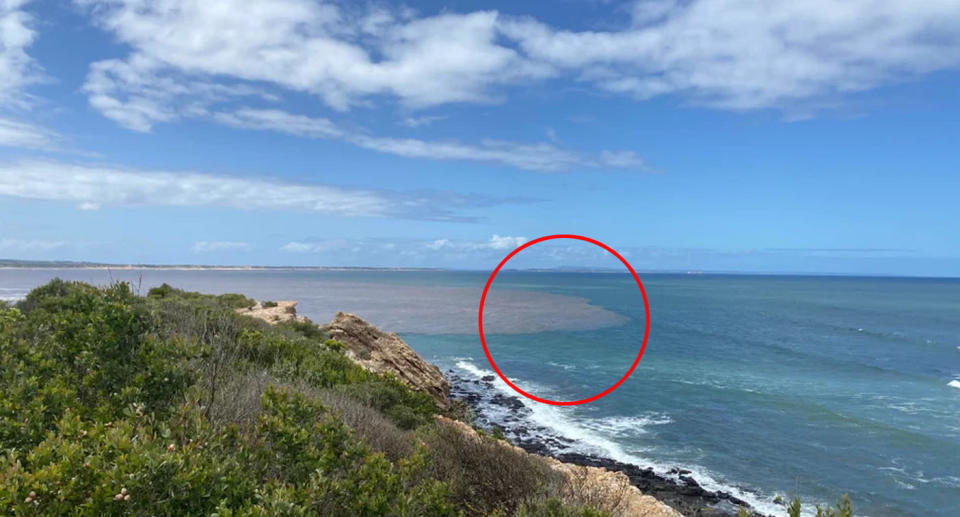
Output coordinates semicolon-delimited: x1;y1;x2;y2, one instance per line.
236;301;308;324
435;416;682;517
328;311;451;410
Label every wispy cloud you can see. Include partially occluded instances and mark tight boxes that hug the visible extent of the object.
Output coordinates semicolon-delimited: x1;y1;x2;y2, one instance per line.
425;234;528;251
0;159;529;221
0;2;64;152
764;248;913;253
216;108;646;172
193;241;252;253
281;235;529;257
500;0;960;114
400;115;446;128
0;117;57;150
0;0;39;109
280;239;354;254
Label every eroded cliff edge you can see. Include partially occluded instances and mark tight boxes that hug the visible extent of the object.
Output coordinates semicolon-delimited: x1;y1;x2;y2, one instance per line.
328;311;452;411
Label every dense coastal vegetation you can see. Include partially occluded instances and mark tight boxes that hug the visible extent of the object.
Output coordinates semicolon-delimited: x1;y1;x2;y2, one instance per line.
0;280;605;516
0;280;854;516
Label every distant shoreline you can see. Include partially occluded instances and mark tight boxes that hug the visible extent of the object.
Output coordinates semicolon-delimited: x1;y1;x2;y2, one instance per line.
1;260;958;279
0;264;444;272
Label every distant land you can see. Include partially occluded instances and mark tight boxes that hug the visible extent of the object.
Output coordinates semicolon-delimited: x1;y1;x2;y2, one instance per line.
2;259;956;279
0;259;439;272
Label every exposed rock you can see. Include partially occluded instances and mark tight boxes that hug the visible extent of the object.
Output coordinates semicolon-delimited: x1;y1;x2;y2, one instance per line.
447;369;769;517
236;301;307;324
328;312;450;410
435;416;682;517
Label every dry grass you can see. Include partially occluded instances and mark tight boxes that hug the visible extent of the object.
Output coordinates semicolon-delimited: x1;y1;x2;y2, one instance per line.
558;466;631;517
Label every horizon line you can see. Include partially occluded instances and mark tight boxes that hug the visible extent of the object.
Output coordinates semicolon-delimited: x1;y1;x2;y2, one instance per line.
1;258;958;281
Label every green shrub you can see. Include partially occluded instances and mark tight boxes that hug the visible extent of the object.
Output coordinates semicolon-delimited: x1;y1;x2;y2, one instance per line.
334;377;438;430
216;293;257;309
420;420;564;516
146;283;255;310
1;281;195;450
315;389;415;461
323;338;345;352
261;301;278;308
275;318;329;342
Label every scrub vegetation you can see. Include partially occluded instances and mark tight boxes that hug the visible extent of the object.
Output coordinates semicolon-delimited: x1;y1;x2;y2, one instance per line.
0;280;607;516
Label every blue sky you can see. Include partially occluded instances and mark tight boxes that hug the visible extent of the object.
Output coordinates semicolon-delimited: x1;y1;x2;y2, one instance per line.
0;0;958;275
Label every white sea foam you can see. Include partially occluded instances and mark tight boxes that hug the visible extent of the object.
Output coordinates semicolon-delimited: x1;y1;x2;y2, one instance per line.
581;415;672;437
948;380;960;390
452;359;796;517
547;361;576;371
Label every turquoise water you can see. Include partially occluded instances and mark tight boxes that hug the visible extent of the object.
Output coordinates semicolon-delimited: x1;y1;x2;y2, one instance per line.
2;269;958;516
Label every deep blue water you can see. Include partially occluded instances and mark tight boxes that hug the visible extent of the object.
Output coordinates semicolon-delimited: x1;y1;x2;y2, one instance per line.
2;269;958;516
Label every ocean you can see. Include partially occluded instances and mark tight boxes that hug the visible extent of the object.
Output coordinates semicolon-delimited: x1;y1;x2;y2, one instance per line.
2;268;958;516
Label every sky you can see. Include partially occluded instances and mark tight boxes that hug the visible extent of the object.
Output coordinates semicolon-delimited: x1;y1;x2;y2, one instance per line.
0;0;958;275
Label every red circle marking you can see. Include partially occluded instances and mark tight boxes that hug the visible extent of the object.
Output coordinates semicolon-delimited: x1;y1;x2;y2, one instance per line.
478;234;651;406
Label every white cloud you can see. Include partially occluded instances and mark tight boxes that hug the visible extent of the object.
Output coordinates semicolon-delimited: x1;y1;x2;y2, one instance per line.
486;234;528;250
401;115;446;128
78;1;548;116
0;117;56;149
501;0;960;112
85;57;276;132
0;160;386;216
218;108;646;172
0;238;66;251
348;134;644;172
424;234;527;251
0;2;63;152
76;0;960;123
280;239;352;253
0;0;38;108
213;108;343;139
426;238;451;250
0;159;517;220
74;1;650;171
192;241;252;253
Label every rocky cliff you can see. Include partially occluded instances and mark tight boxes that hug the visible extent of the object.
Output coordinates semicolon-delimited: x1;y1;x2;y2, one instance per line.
327;311;451;410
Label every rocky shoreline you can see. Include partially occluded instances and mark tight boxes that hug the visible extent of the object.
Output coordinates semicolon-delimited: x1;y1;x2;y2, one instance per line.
447;371;774;517
248;305;773;517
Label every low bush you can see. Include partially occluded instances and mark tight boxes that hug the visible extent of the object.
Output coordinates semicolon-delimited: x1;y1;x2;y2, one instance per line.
333;376;438;430
275;318;329;342
261;301;278;308
420;419;565;516
147;283;255;309
314;389;415;461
